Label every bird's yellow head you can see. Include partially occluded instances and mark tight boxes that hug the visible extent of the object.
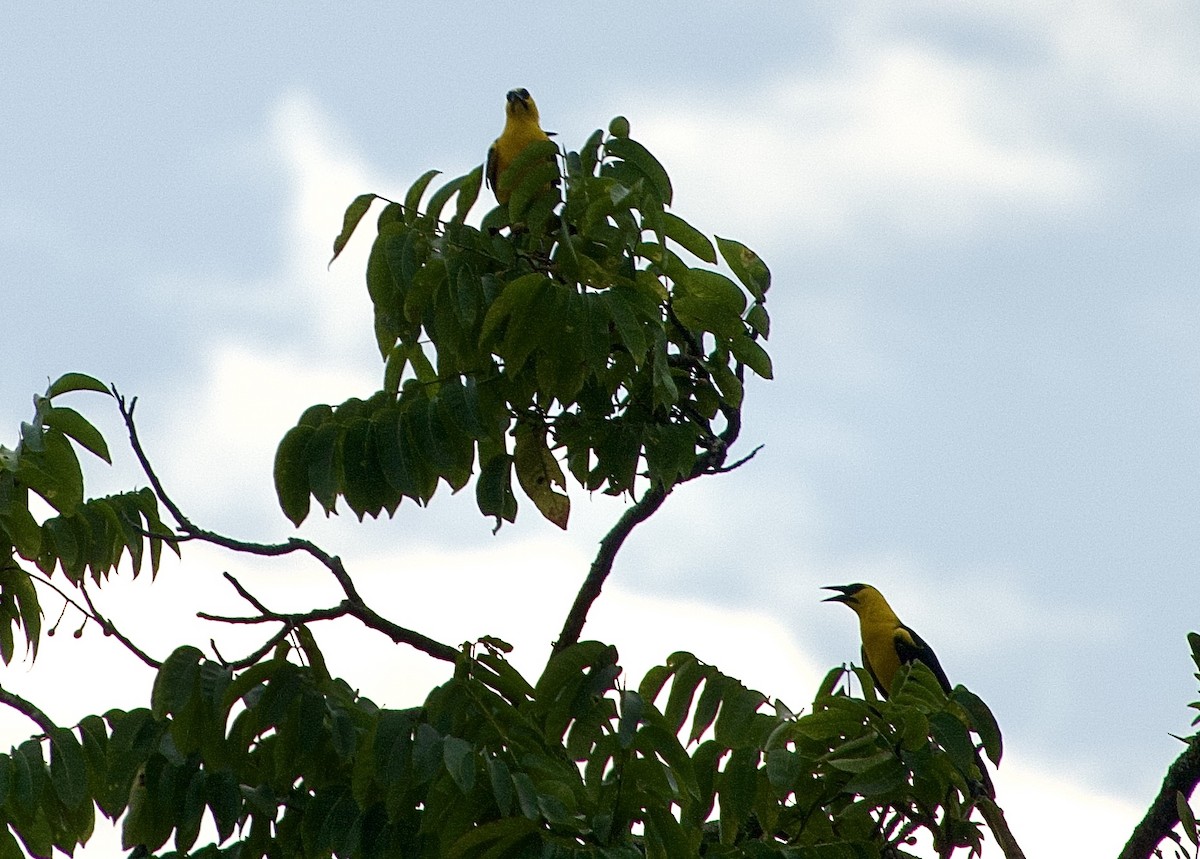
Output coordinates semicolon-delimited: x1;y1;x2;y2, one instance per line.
505;87;540;123
822;583;890;617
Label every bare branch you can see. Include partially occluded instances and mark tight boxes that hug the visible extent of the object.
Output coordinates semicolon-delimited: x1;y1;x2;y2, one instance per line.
553;483;668;654
1118;733;1200;859
115;389;459;664
79;584;161;668
221;571;271;614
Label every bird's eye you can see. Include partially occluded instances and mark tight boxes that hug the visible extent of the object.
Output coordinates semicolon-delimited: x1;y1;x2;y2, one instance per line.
517;88;530;99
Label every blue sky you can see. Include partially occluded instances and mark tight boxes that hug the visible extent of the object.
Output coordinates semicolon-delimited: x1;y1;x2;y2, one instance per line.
4;3;1200;854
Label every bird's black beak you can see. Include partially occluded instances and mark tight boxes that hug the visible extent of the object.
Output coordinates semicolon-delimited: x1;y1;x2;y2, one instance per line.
822;585;855;604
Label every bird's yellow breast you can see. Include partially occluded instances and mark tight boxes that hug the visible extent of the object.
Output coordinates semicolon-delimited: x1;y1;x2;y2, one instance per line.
859;614;903;694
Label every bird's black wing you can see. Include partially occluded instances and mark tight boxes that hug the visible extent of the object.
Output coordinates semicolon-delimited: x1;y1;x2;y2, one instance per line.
893;624;953;693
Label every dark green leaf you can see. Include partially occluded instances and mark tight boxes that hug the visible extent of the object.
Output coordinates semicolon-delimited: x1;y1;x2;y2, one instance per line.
305;422;341;515
454;165;483;224
175;768;206;853
274;424;315;526
331;193;377;265
842;756;908;797
425;173;467;224
44;407;110;463
604;136;672;204
49;727;88;810
952;685;1003;766
661;212;716;263
443;736;475;794
404;170;440;223
46;373;110;399
152;646;203;720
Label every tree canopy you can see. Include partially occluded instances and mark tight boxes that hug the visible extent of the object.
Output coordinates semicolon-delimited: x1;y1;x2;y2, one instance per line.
0;113;1196;859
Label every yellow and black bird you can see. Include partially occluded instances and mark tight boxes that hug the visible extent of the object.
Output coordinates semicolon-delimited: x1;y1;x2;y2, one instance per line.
824;583;1027;857
822;583;998;796
822;582;951;699
485;87;552;204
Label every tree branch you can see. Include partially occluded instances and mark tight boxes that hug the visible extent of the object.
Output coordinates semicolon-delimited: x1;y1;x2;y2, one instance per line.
0;687;58;737
1118;733;1200;859
115;389;458;664
553;483;668;654
552;392;755;654
79;584;161;668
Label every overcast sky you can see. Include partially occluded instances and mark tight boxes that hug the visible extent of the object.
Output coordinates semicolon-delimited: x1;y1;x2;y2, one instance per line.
4;3;1200;855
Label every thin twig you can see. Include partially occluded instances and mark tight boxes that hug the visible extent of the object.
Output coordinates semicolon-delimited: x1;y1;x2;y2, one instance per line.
79;584;161;668
221;571;271;614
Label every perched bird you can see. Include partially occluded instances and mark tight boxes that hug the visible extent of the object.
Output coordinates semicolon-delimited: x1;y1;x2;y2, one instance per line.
486;87;553;204
823;583;995;796
821;583;950;698
824;584;1026;857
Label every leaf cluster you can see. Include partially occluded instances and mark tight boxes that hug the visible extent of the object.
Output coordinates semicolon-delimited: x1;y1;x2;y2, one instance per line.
277;119;772;531
0;374;174;664
16;636;1000;859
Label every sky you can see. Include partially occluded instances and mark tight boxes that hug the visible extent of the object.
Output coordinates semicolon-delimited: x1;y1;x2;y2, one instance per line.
3;2;1200;855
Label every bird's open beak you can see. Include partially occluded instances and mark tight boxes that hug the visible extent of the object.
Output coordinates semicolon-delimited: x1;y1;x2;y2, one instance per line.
821;585;855;604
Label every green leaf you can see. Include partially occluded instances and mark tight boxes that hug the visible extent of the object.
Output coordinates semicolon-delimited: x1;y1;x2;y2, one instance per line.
674;269;747;338
151;646;203;720
175;767;206;853
1179;791;1199;847
0;498;42;560
443;736;475;794
661;212;716;263
663;657;705;736
843;756;908;797
274;424;315;526
716;236;770;301
306;422;341;515
729;333;773;379
331;193;377;265
0;566;41;661
454;165;483;223
929;710;977;783
425;173;467;223
476;450;517;530
49;727;88;810
403;170;440;223
952;685;1003;766
745;302;770;339
649;329;678;410
481;273;544;343
206;769;241;843
604;136;672;205
45;373;110;399
43;407;110;463
22;430;83;515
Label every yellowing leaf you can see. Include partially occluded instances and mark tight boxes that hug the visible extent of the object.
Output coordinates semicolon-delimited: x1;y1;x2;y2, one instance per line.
513;422;569;529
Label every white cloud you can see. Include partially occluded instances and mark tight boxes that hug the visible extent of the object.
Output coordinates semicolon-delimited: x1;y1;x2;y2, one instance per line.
992;759;1142;857
632;44;1095;245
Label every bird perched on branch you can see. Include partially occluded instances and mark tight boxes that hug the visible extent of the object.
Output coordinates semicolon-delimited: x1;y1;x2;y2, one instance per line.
486;87;553;204
824;583;1028;858
822;583;952;700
